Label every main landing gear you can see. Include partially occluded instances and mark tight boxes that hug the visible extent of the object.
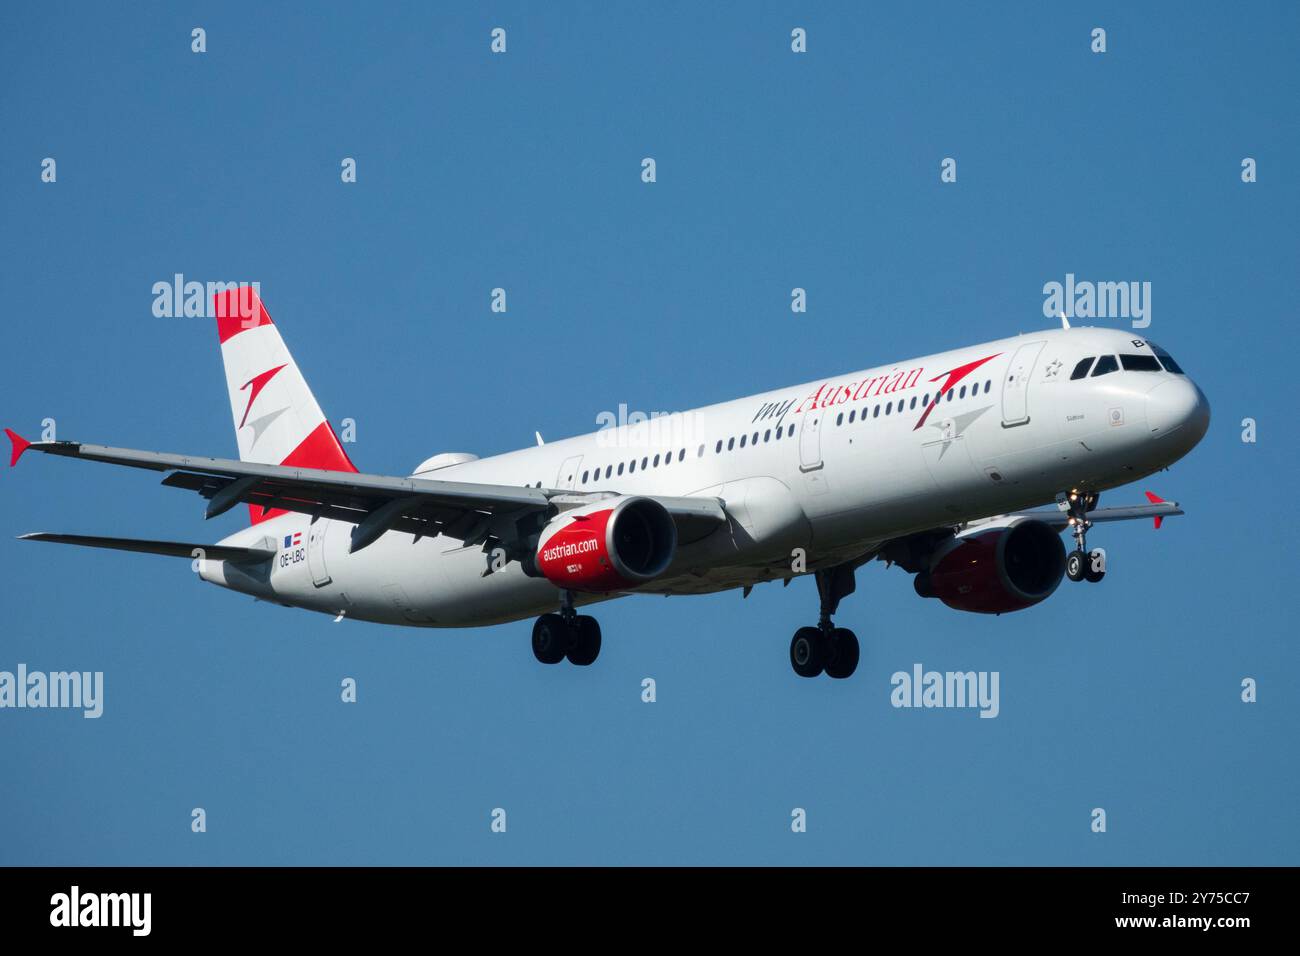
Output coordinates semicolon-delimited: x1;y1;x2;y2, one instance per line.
1063;490;1106;584
532;591;602;666
790;565;860;679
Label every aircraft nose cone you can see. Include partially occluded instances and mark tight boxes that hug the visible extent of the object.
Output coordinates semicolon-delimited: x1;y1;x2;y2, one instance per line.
1146;378;1210;444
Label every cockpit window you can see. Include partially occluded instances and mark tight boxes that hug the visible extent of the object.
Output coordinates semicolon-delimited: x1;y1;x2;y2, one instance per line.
1070;358;1094;380
1150;344;1185;374
1120;353;1162;372
1090;355;1119;377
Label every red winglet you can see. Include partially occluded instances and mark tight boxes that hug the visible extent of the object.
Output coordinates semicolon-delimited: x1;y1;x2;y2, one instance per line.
1144;490;1165;529
5;429;31;467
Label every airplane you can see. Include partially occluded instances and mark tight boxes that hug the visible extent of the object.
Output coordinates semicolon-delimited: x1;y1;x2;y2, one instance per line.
6;289;1210;679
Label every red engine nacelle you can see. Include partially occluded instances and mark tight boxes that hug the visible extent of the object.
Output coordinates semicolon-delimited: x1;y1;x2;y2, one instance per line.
535;496;677;593
918;520;1065;614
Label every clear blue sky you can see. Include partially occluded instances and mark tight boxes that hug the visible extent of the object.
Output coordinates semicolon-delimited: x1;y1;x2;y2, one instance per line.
1;2;1296;864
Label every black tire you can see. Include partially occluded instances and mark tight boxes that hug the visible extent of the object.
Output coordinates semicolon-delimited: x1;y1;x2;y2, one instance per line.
567;616;602;666
790;627;825;678
531;613;568;664
1084;549;1106;584
825;627;860;679
1066;550;1087;582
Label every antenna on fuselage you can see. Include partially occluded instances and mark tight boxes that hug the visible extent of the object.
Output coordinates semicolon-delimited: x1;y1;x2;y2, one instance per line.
1059;311;1071;330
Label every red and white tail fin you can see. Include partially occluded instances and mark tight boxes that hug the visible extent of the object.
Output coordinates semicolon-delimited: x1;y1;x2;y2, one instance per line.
214;288;356;523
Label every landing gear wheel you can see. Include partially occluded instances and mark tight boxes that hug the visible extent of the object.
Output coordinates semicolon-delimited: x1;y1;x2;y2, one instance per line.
566;616;602;666
824;627;860;679
790;627;826;678
531;613;569;664
1084;548;1106;584
1066;550;1087;583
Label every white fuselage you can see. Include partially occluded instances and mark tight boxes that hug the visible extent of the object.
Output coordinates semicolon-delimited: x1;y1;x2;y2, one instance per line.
200;326;1209;627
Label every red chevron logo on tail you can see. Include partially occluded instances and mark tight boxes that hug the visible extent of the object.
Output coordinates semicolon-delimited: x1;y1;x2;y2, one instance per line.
238;365;288;428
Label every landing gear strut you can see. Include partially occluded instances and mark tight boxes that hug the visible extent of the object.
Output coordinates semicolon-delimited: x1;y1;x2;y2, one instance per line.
789;565;860;679
531;591;602;666
1063;490;1106;584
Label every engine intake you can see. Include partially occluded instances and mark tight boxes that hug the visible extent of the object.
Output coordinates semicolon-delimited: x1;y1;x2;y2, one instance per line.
536;496;677;592
923;519;1065;614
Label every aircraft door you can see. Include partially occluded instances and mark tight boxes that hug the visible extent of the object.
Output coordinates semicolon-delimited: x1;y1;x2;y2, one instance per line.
307;518;332;587
556;455;584;490
798;406;823;472
1001;341;1046;427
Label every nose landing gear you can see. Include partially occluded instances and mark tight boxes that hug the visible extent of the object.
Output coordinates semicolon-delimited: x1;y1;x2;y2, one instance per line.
531;591;602;666
789;565;860;679
1063;490;1106;584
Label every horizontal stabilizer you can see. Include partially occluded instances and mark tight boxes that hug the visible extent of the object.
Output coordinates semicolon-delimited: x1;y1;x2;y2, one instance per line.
18;533;275;563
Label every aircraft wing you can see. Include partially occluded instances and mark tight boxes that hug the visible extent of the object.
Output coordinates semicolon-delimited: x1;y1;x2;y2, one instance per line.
19;532;276;563
6;432;727;553
999;495;1184;530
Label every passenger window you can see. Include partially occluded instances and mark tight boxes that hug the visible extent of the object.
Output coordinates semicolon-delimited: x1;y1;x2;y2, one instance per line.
873;405;880;418
959;386;966;399
752;432;758;444
985;380;991;393
727;437;735;451
1120;354;1161;372
629;459;636;473
946;389;954;402
617;463;624;476
679;449;685;462
581;470;588;484
1070;358;1094;380
836;413;843;426
605;466;612;479
775;426;783;439
715;440;723;454
1091;355;1119;377
653;454;660;467
697;445;705;458
739;434;747;448
764;429;771;441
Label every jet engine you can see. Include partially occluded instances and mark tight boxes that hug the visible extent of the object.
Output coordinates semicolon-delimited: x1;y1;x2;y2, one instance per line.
914;519;1065;614
535;496;677;592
